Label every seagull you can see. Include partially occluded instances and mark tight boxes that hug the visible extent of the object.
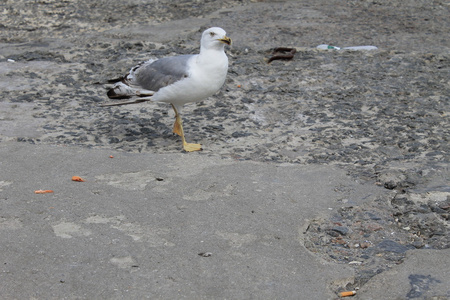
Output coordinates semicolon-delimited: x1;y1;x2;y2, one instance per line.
103;27;231;152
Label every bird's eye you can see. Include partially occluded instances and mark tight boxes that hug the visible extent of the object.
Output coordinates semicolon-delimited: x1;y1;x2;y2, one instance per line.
209;32;216;37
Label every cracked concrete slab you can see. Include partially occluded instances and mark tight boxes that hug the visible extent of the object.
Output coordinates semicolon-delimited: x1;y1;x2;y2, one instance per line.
0;142;383;299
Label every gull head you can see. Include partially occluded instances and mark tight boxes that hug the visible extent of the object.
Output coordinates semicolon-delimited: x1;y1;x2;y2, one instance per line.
200;27;232;51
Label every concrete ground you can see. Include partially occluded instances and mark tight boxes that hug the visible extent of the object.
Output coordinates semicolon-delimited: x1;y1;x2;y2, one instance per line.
1;0;449;299
1;142;449;299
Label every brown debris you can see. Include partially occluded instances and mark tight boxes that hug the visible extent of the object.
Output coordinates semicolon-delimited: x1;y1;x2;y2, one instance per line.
267;47;296;63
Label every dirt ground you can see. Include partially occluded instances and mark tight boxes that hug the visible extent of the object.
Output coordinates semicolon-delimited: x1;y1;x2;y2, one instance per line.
1;0;449;293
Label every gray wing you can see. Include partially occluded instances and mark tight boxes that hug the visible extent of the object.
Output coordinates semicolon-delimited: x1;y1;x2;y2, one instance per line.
133;54;193;92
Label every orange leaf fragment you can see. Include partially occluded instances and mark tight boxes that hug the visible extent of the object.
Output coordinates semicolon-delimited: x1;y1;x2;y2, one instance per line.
35;190;54;194
109;155;114;158
72;176;85;182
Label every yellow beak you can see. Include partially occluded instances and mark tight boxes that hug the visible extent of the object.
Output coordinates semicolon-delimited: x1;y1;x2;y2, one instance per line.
218;36;232;45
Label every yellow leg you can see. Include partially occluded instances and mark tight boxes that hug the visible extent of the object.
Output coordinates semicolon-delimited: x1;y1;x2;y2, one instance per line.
171;104;202;152
173;118;182;136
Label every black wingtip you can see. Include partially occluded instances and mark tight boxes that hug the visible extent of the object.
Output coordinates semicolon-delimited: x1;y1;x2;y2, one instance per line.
107;88;132;99
107;77;124;84
107;88;117;99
